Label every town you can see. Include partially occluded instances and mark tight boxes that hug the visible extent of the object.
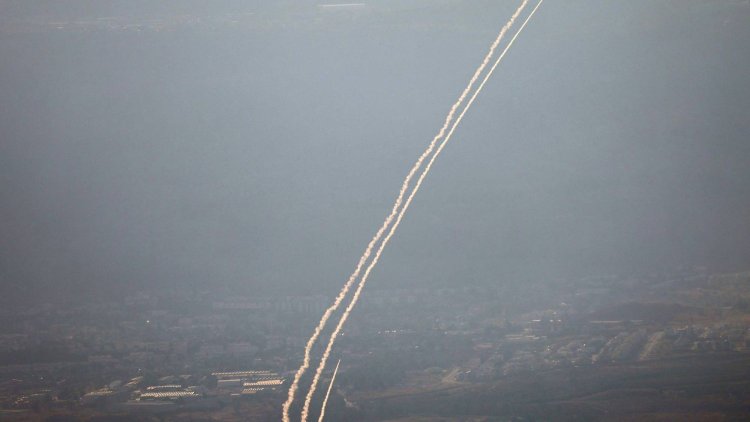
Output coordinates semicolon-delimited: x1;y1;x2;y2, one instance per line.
2;267;749;420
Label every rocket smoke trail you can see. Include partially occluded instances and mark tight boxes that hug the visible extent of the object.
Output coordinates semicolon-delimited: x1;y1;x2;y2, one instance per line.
317;359;341;422
300;1;545;420
282;1;528;420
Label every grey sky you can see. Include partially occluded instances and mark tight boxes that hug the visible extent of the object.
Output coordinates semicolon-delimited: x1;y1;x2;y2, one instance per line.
1;0;748;304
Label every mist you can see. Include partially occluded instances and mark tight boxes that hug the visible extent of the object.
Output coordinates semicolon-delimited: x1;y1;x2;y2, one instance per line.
2;2;750;421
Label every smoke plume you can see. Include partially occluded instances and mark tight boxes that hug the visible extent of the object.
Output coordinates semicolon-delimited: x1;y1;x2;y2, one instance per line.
317;359;341;422
282;1;530;420
300;2;545;420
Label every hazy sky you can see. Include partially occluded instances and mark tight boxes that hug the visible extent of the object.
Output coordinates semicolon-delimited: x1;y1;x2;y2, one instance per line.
1;0;748;304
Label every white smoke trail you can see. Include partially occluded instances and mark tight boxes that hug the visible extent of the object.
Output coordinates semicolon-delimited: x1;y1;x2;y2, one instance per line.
300;1;545;420
317;359;341;422
282;1;529;420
